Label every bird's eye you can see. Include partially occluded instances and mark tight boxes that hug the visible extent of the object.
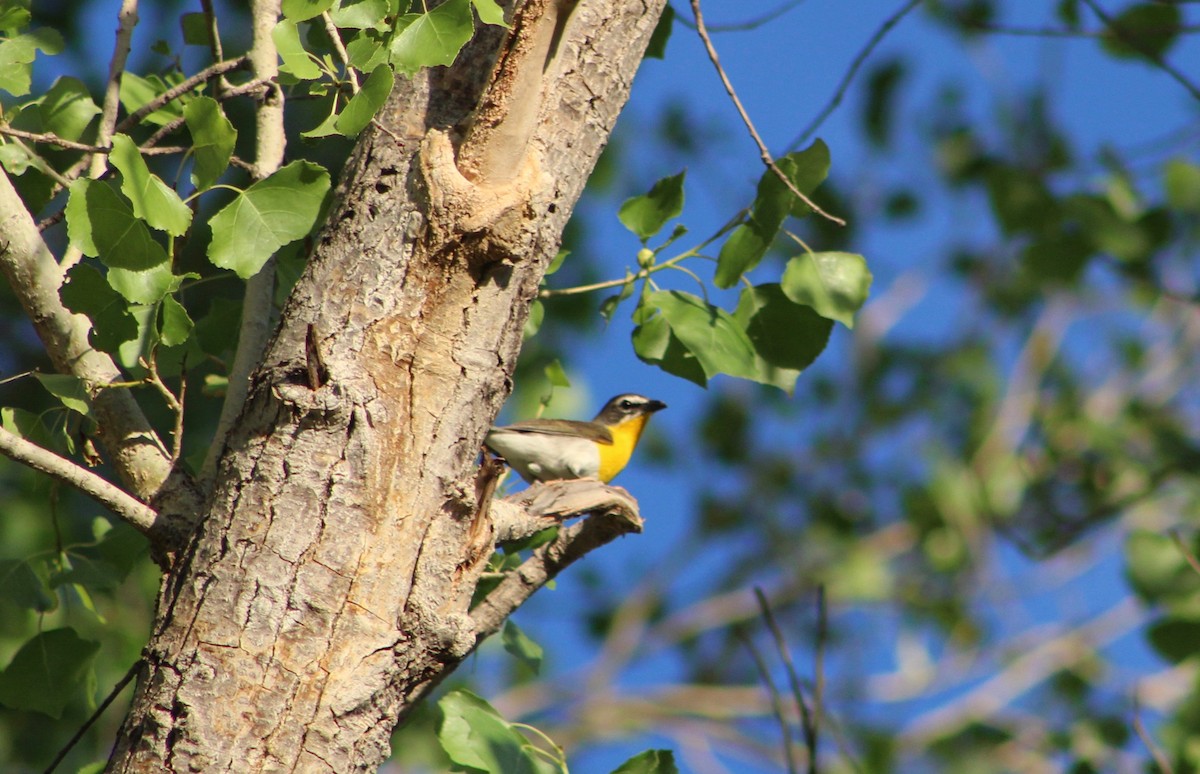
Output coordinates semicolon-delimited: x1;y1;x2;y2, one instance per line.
620;399;635;409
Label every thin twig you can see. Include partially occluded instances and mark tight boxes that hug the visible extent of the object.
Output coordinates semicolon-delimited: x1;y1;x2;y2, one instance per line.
43;659;143;774
754;587;817;773
199;0;229;93
1169;528;1200;577
689;0;845;227
813;586;826;771
115;56;250;134
1080;0;1200;102
89;0;139;179
0;127;106;153
739;629;798;774
140;76;269;151
675;0;806;33
0;427;157;533
790;0;921;150
0;127;186;156
322;11;360;93
140;353;185;463
1132;687;1175;774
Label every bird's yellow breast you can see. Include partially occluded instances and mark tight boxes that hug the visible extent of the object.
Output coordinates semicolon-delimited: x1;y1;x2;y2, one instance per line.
596;414;651;482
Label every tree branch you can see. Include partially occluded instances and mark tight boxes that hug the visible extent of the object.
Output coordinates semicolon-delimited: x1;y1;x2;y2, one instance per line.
472;480;644;639
1081;0;1200;102
201;0;285;485
113;56;250;136
690;0;845;226
0;427;157;533
0;167;174;503
789;0;922;150
89;0;138;179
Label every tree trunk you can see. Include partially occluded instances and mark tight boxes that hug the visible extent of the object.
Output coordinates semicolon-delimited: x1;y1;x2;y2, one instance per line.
107;0;666;770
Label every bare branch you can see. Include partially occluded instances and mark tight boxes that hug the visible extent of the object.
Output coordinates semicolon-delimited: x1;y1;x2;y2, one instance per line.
89;0;139;179
201;0;285;485
322;11;359;93
472;480;644;639
739;629;799;774
0;167;173;502
0;127;107;153
789;0;922;150
1132;687;1175;774
1081;0;1200;102
114;56;250;135
690;0;845;226
44;659;143;774
0;427;157;533
755;587;817;773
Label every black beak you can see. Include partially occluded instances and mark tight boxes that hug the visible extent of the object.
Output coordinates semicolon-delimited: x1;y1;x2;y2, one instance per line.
646;400;667;413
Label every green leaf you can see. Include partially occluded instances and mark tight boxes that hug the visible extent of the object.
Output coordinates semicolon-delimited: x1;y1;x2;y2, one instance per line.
985;165;1056;235
632;307;707;387
301;109;342;139
50;555;123;591
437;689;543;774
34;373;90;416
346;32;388;70
502;620;544;674
543;359;570;388
640;290;759;383
0;28;64;96
1165;158;1200;214
110;263;193;307
65;179;169;276
523;298;544;339
1100;3;1181;59
612;749;679;774
1147;616;1200;664
2;407;58;458
37;77;99;141
618;170;686;240
0;559;55;612
184;97;237;191
1124;529;1200;602
599;271;635;322
110;135;192;236
644;4;674;60
332;0;392;29
180;12;211;45
714;141;830;288
282;0;335;21
734;283;832;391
159;295;194;347
472;0;508;27
91;521;149;579
0;628;100;719
59;264;139;353
389;0;475;76
0;6;31;31
544;248;569;276
780;251;872;328
334;64;393;136
118;72;186;126
273;19;323;80
207;160;331;278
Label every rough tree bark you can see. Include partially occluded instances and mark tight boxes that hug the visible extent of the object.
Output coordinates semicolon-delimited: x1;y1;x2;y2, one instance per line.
106;0;666;770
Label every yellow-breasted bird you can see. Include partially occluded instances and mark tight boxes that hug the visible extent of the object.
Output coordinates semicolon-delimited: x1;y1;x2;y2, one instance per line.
484;394;667;484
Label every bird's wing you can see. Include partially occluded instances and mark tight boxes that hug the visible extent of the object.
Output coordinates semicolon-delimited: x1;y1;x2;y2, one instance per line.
495;419;614;445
